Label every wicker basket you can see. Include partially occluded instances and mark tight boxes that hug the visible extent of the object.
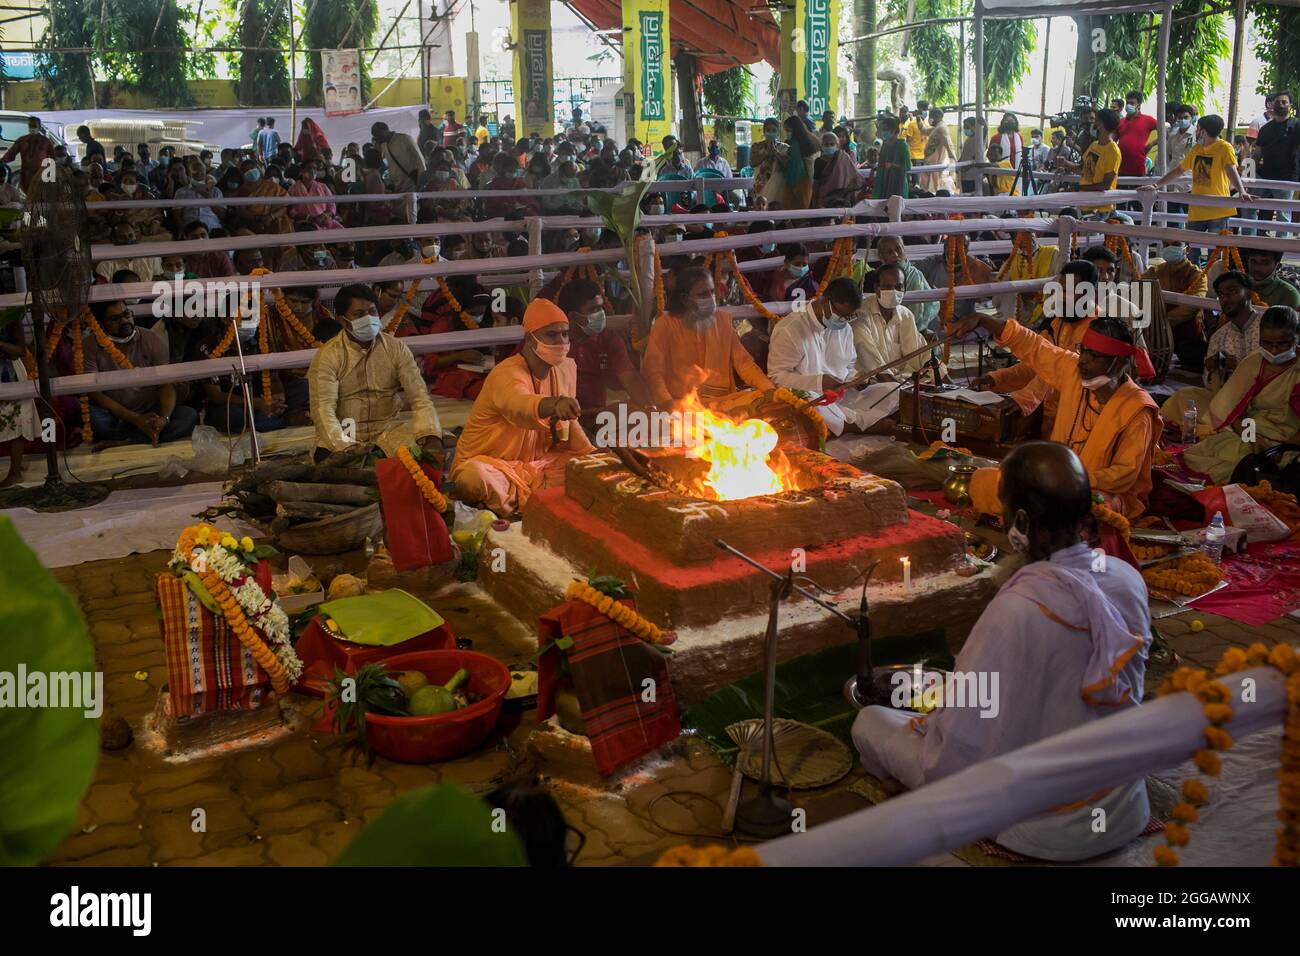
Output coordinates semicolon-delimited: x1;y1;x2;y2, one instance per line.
273;502;383;555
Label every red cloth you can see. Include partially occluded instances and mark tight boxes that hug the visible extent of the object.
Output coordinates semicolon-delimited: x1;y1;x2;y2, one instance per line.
1115;113;1158;175
294;617;456;696
537;597;681;776
156;573;272;717
1190;540;1300;625
1081;327;1156;380
375;456;454;572
295;118;330;163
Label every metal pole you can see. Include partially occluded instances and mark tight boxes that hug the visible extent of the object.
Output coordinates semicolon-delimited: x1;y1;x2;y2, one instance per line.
1038;18;1050;132
288;0;298;133
973;3;985;196
1226;0;1247;141
958;18;965;139
419;0;429;106
1156;3;1173;177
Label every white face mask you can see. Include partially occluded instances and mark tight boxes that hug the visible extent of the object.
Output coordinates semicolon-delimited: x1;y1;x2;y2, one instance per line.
422;243;440;259
349;313;381;342
106;327;136;345
582;309;607;334
531;335;569;366
1081;372;1113;390
691;296;717;322
1263;346;1298;365
1007;517;1031;553
122;183;138;195
877;289;902;310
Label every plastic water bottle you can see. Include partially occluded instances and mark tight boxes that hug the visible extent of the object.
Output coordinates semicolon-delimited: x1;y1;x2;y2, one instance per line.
1201;512;1226;565
1182;399;1199;445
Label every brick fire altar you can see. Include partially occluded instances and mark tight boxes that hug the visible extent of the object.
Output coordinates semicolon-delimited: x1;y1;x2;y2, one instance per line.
478;448;997;704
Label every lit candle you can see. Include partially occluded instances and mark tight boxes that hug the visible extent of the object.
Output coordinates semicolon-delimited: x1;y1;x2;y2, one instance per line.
901;556;912;590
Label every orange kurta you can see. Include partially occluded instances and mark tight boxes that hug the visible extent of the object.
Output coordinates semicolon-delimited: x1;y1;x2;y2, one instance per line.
971;320;1162;518
450;354;594;516
642;309;775;406
986;317;1092;435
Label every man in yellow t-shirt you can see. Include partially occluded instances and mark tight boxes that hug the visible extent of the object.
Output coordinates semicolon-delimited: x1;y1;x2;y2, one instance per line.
1057;107;1122;214
1139;114;1253;265
900;104;929;162
474;114;490;146
986;143;1018;196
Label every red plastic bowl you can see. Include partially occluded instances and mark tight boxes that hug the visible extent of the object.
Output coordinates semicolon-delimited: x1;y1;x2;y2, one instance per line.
363;650;511;763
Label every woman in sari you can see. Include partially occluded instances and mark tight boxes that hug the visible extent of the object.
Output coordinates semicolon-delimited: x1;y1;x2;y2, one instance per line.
404;277;493;398
112;169;168;239
286;163;341;229
295;118;330;164
775;116;821;210
920;107;957;194
1183;307;1300;483
234;161;293;238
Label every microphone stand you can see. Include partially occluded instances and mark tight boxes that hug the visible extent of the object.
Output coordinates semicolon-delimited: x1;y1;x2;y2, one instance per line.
230;314;263;466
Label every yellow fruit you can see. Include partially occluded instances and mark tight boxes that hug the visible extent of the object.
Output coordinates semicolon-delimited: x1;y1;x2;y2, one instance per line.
328;573;366;600
1191;620;1205;633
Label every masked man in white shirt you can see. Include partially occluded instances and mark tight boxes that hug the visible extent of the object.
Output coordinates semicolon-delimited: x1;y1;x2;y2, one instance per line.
308;283;442;462
849;263;942;430
766;278;875;436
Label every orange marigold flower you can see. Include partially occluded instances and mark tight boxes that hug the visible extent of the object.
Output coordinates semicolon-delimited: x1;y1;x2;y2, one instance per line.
1203;703;1234;725
1153;844;1179;866
1194;749;1223;776
1216;647;1249;675
1246;642;1271;665
1164;822;1191;846
1195;681;1231;705
1269;643;1298;674
1182;779;1209;804
1203;726;1234;751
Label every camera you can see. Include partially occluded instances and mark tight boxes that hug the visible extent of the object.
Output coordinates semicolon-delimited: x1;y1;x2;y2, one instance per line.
1049;95;1097;141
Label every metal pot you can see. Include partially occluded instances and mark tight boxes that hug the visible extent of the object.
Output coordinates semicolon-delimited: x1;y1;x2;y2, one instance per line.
943;462;978;507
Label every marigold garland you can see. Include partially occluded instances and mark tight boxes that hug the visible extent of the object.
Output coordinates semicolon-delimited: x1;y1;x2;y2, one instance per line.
71;315;91;443
1202;235;1266;308
207;321;237;359
1142;552;1224;597
82;308;135;370
1092;502;1131;540
257;290;273;398
727;249;782;325
995;231;1037;281
19;349;36;379
560;246;600;287
396;445;448;513
566;580;676;646
248;269;325;350
1244;480;1300;533
1154;642;1300;866
654;844;762;867
771;386;830;448
43;317;67;360
174;523;292;695
1103;228;1141;280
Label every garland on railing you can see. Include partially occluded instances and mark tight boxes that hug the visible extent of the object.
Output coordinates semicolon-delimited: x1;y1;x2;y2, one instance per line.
43;316;67;360
1102;228;1141;280
1153;642;1299;867
71;315;90;442
559;246;601;287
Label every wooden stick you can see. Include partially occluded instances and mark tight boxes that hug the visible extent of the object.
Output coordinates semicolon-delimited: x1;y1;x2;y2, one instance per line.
260;481;373;506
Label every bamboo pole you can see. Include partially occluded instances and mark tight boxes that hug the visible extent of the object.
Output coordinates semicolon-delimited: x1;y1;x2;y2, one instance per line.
973;4;984;197
1226;0;1247;139
1038;18;1050;132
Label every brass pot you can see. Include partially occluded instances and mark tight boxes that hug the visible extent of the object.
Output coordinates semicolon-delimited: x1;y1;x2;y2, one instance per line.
943;463;977;507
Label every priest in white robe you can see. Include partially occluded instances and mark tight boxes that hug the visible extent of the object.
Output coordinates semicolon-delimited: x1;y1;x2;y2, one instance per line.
853;442;1153;862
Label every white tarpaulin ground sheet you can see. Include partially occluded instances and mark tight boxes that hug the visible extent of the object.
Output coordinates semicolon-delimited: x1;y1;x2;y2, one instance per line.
3;483;256;569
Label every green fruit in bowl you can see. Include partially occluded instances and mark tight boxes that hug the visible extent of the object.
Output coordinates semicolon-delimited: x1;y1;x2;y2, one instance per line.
407;668;470;716
396;670;429;696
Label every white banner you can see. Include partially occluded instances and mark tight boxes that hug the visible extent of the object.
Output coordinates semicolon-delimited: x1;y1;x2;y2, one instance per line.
322;49;363;116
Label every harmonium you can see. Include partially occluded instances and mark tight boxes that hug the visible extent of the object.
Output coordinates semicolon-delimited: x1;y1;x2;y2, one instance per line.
896;383;1040;449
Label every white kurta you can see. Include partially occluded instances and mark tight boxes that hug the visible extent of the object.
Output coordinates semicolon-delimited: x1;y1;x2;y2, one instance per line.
766;307;863;435
853;543;1154;862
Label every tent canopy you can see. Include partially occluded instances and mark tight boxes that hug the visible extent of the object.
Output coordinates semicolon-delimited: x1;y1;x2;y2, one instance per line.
568;0;781;74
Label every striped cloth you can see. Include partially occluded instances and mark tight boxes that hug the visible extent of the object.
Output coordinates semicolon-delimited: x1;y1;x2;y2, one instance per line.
155;573;271;718
537;596;681;776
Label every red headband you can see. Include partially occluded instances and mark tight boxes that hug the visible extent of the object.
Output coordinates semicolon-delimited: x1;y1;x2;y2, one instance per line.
1081;328;1156;381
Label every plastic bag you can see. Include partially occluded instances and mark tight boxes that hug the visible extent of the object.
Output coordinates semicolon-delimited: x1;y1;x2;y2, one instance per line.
190;424;252;474
450;501;494;556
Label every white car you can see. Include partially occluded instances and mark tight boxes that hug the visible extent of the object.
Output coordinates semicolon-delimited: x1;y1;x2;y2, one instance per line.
0;111;70;178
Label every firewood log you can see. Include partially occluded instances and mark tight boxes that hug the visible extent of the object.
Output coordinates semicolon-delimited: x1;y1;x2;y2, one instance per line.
259;480;373;507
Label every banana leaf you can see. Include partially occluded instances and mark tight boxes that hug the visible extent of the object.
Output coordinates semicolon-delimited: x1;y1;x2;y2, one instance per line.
334;783;525;866
681;630;952;763
569;180;650;313
0;517;99;866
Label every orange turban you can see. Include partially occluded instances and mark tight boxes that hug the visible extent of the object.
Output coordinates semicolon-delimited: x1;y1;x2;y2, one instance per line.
522;297;569;333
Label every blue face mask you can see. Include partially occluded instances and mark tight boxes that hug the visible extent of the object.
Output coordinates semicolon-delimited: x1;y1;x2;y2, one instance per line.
824;314;849;332
1176;119;1191;131
822;146;838;157
246;169;261;182
1161;246;1185;265
349;314;382;343
787;264;809;278
709;147;720;158
1125;104;1137;116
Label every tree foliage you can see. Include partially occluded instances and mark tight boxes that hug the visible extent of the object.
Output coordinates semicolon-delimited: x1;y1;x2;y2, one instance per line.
907;0;961;106
37;0;205;108
231;0;291;107
702;66;753;118
1255;5;1300;98
301;0;380;107
1165;1;1228;111
1089;13;1147;104
980;18;1036;106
